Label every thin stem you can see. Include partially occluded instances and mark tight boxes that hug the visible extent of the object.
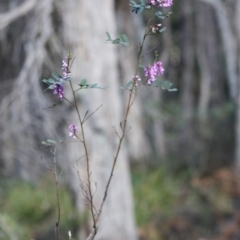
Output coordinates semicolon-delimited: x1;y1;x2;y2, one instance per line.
41;151;61;240
91;11;154;239
52;148;61;240
83;105;103;123
69;80;97;230
63;96;75;107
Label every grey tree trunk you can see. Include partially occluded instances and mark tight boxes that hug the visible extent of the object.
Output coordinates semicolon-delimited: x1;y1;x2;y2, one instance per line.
234;0;240;167
0;0;138;239
200;0;238;100
179;0;195;165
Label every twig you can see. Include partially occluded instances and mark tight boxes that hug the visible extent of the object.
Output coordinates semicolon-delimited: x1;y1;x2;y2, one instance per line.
69;75;97;232
51;148;61;240
42;148;61;240
83;105;103;123
87;10;155;240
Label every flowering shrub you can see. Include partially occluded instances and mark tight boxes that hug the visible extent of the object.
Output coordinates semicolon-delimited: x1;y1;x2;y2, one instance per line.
147;0;173;7
41;1;176;239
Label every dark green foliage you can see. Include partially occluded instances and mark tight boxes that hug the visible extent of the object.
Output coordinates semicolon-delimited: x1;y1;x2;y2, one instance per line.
132;166;237;240
0;179;80;239
132;167;182;226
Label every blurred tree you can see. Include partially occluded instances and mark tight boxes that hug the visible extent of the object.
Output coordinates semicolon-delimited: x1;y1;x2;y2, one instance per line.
0;0;138;239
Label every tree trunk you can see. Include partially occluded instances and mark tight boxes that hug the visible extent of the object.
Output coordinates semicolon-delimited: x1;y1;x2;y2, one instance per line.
0;0;138;239
179;0;195;166
234;0;240;167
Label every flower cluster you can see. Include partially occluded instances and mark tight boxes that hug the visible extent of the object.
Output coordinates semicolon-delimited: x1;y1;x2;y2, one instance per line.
132;75;141;86
150;23;162;33
53;83;64;100
62;57;71;80
147;0;173;7
69;124;78;138
52;57;71;100
144;61;164;84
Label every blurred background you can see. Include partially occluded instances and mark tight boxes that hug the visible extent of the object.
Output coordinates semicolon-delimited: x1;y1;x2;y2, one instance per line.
1;0;240;239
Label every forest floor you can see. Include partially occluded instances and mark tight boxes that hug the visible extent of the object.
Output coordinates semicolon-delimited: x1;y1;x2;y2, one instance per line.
133;166;240;240
1;166;240;240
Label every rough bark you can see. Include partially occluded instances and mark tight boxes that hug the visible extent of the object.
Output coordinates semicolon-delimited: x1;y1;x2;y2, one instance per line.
179;0;195;165
200;0;238;100
196;2;212;116
0;0;55;179
0;0;138;239
234;0;240;167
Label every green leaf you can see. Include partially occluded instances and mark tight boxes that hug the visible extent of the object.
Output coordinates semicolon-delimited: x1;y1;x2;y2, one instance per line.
48;85;55;90
96;85;108;90
159;27;166;33
118;34;124;41
106;32;111;41
161;81;173;89
112;38;120;44
41;141;47;145
80;79;87;86
47;78;55;84
52;73;61;81
42;79;49;84
155;79;163;87
63;77;71;81
126;80;133;88
122;34;129;46
167;88;178;92
138;6;145;14
138;65;145;69
121;42;129;47
91;83;98;88
47;139;57;144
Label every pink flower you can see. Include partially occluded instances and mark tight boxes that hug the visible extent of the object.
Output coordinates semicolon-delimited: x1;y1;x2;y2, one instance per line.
147;0;173;7
53;83;64;100
69;124;78;138
62;57;71;80
144;61;164;84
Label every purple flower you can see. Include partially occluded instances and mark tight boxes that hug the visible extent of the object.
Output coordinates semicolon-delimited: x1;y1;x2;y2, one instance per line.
62;57;70;80
154;61;164;75
69;124;78;138
53;83;64;100
147;0;173;7
144;65;156;84
144;61;164;84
